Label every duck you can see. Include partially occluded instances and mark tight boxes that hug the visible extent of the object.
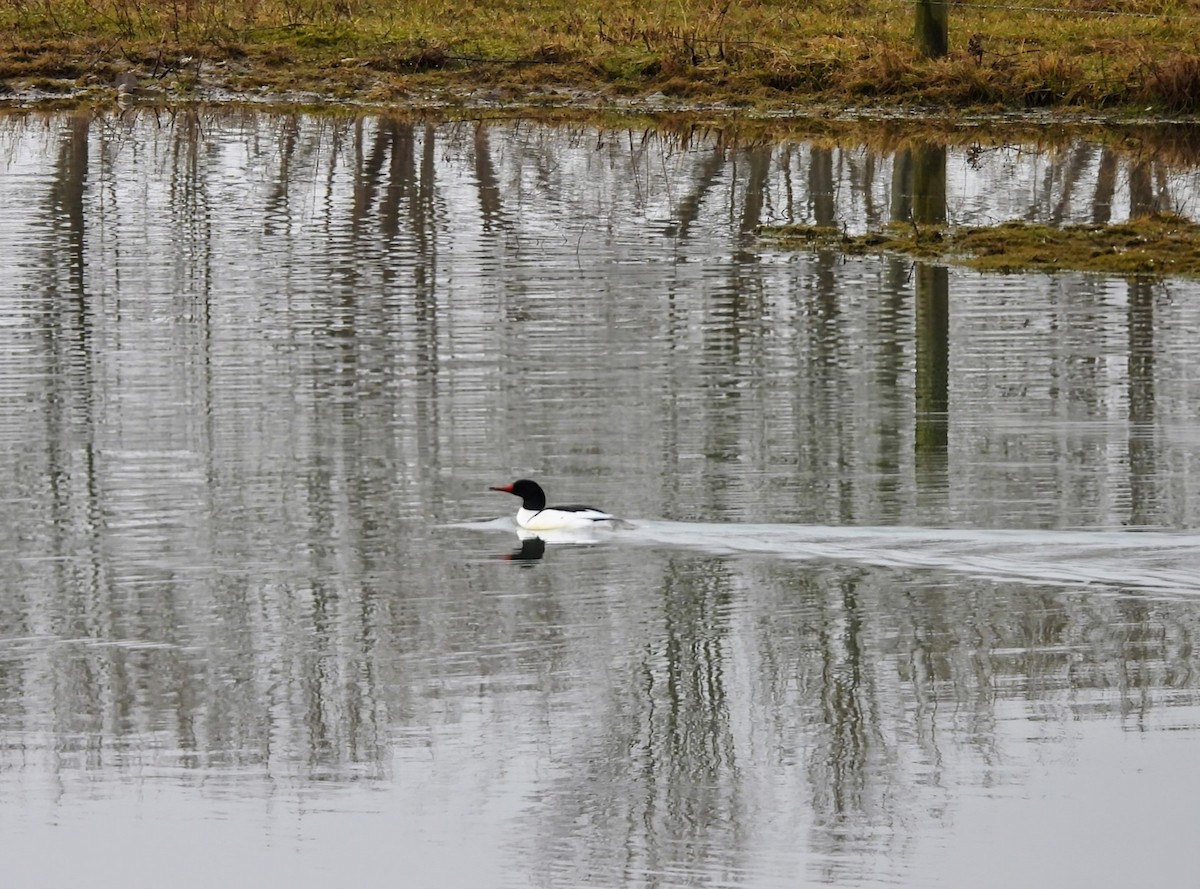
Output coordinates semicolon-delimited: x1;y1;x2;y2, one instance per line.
489;479;617;531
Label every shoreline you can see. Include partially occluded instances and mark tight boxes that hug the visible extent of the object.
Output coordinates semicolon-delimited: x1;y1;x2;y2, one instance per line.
4;0;1200;121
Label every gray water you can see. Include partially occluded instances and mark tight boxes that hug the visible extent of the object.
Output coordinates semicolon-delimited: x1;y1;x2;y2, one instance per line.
3;108;1200;887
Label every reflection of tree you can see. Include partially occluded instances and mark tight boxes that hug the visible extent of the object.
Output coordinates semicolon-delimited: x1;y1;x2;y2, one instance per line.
40;109;104;750
473;121;504;231
1127;278;1157;526
876;255;910;523
808;145;835;226
1092;147;1119;223
1048;142;1092;225
532;548;1200;884
672;140;726;241
848;146;884;230
43;108;93;483
6;113;1200;882
1128;159;1159;218
914;266;948;465
809;574;881;834
736;144;773;253
533;557;743;883
687;141;775;513
910;143;945;230
656;559;737;836
263;113;299;232
895;144;950;501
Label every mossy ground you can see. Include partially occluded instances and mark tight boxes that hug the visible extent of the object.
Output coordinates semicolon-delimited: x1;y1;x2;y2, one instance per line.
764;214;1200;277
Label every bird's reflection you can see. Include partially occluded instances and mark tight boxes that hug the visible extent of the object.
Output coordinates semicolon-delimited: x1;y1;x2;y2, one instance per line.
498;526;621;562
503;534;547;562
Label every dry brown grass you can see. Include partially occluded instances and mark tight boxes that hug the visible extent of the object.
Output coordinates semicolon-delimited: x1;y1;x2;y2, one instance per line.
3;0;1200;112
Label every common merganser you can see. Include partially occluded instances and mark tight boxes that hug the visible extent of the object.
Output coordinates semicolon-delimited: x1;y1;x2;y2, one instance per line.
489;479;616;531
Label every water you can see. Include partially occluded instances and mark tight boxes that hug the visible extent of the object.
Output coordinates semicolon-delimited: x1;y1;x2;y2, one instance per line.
2;107;1200;887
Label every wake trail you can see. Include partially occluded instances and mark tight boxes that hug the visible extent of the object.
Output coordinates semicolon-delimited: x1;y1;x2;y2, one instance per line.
451;518;1200;595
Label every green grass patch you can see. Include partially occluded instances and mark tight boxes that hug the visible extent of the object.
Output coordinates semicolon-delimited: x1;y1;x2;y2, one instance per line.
764;214;1200;277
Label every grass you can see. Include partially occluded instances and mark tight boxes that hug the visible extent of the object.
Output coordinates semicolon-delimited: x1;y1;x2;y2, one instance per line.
3;0;1200;112
763;214;1200;277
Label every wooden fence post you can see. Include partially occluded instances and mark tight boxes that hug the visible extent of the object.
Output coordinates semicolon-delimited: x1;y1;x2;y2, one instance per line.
916;0;948;58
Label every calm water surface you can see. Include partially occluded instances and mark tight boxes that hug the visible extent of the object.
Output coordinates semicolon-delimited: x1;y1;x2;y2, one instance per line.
2;108;1200;887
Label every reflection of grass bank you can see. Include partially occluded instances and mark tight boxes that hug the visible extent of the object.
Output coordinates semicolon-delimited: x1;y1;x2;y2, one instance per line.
764;214;1200;277
3;0;1200;112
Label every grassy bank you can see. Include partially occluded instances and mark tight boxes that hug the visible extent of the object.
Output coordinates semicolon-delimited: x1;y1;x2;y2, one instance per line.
3;0;1200;113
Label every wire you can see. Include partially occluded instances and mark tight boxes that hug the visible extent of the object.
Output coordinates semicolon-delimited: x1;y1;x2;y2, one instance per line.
910;0;1193;20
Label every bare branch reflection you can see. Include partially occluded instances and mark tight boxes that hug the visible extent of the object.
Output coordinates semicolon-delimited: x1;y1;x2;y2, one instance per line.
2;110;1200;885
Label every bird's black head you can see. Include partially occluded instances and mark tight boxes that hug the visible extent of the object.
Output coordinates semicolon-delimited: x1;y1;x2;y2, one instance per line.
489;479;547;510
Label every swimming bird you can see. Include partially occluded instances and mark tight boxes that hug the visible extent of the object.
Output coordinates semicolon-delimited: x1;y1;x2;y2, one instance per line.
489;479;616;531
